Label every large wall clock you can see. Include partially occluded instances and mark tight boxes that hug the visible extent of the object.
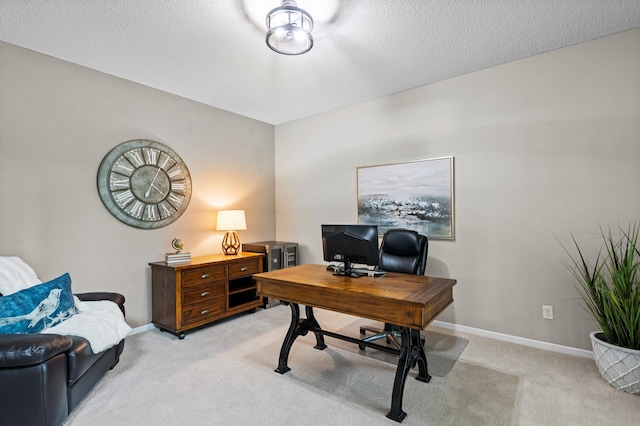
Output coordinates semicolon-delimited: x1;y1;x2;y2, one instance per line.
97;139;192;229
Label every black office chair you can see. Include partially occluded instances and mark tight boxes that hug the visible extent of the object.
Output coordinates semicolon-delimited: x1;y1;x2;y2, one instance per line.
359;229;428;349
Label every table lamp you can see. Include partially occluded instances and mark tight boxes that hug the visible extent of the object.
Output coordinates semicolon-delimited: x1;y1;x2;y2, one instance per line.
216;210;246;255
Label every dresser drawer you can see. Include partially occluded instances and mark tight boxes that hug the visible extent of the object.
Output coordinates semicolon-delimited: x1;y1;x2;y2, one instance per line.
228;259;261;279
182;265;227;287
182;281;225;306
150;253;264;337
182;298;226;326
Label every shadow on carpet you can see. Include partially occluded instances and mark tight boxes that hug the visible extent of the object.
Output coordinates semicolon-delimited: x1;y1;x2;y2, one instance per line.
247;331;519;426
326;319;469;377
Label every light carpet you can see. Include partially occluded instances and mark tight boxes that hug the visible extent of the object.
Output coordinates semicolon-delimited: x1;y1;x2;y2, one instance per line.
64;306;516;425
64;304;640;425
331;319;469;377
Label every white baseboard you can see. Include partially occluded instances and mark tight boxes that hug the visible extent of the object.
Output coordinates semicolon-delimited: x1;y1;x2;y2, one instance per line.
431;320;593;359
128;320;593;359
129;323;154;335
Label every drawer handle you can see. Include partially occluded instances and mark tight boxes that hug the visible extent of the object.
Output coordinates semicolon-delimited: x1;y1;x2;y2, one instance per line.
240;267;248;272
201;273;210;279
201;291;210;297
201;309;210;315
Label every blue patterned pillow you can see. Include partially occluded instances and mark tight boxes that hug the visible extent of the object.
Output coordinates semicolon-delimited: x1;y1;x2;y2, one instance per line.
0;273;76;334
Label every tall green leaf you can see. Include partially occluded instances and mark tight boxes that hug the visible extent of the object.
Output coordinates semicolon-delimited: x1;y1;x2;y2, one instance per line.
563;223;640;350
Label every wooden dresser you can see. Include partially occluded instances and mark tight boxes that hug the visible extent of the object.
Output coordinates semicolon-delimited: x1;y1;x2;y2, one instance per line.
149;252;264;339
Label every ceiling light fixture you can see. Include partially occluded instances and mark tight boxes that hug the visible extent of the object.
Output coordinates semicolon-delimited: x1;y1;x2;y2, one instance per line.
266;1;314;55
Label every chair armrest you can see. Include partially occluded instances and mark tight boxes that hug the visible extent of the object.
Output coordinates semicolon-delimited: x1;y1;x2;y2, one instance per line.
75;292;126;316
0;334;73;368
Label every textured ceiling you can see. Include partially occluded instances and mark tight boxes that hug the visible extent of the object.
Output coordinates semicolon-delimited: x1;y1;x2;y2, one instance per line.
1;1;639;125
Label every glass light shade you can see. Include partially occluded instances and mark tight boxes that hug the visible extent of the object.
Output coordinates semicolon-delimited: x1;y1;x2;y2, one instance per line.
266;1;314;55
216;210;247;231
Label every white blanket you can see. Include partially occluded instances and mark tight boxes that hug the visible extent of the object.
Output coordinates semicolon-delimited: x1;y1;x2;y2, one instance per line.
42;298;132;353
0;256;41;295
1;256;131;353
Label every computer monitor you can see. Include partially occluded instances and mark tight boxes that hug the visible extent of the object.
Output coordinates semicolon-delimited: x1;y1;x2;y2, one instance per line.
321;224;379;276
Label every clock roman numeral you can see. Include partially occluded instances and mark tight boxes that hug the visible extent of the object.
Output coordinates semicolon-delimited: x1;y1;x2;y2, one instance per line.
159;201;176;219
143;148;159;165
171;181;185;192
145;204;158;221
114;190;135;206
167;168;182;179
167;192;184;207
127;200;144;218
113;158;134;175
127;150;145;168
110;177;129;189
158;154;173;171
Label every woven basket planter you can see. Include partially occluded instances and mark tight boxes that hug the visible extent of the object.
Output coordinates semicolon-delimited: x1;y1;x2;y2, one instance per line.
590;332;640;394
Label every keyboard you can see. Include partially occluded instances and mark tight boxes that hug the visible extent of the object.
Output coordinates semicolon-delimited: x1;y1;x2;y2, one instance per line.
349;268;387;277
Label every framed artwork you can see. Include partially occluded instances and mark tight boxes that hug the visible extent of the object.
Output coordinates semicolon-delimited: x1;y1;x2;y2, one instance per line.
357;156;455;240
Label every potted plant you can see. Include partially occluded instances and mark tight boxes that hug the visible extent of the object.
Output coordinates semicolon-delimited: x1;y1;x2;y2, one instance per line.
564;223;640;394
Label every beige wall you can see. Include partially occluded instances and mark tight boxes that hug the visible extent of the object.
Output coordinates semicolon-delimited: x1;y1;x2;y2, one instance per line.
2;29;639;350
0;42;276;327
274;29;640;350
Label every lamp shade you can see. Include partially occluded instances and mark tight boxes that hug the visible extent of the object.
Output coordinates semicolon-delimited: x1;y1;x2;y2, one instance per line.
216;210;247;231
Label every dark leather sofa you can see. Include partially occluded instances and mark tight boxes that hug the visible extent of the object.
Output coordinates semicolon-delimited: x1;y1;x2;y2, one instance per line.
0;292;126;426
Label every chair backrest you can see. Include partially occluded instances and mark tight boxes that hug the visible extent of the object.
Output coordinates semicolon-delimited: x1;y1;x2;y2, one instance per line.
378;229;428;275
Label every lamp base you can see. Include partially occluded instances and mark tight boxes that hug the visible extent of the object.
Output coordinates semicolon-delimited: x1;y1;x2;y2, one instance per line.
221;231;241;255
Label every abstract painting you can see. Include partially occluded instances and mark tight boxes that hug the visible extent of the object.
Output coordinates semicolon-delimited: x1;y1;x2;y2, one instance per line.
357;156;454;240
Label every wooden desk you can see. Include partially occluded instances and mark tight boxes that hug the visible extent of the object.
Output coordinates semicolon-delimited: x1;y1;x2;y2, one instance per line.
254;263;456;422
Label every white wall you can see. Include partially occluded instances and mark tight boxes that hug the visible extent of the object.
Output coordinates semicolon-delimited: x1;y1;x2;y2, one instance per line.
274;29;640;350
0;42;276;327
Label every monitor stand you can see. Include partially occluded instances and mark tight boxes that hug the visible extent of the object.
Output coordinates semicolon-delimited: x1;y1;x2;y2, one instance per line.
330;259;368;278
327;261;386;278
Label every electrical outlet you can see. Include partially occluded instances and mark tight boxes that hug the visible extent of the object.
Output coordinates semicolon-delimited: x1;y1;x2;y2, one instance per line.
542;305;554;320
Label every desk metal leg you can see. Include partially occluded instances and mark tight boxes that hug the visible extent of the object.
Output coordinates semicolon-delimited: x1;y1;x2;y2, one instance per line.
387;328;431;422
275;303;300;374
305;306;327;350
412;328;430;383
275;303;327;374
